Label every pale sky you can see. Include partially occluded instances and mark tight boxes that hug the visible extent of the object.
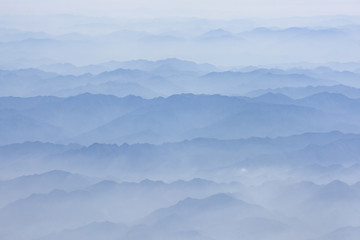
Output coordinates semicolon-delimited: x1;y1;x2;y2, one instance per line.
1;0;360;19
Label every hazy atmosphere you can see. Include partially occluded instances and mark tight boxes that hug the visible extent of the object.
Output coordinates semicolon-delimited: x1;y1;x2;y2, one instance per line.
2;0;360;18
1;0;360;240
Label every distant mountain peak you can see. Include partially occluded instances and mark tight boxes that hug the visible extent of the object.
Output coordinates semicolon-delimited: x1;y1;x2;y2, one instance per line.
177;193;243;209
200;28;234;39
86;180;119;192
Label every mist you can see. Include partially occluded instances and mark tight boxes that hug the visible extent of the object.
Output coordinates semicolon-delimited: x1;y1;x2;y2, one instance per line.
1;2;360;240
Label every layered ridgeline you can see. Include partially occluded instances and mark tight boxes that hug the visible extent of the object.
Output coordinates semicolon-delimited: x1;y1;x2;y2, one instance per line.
1;131;360;181
1;59;360;98
1;16;360;67
0;172;360;240
1;92;360;145
1;60;360;239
